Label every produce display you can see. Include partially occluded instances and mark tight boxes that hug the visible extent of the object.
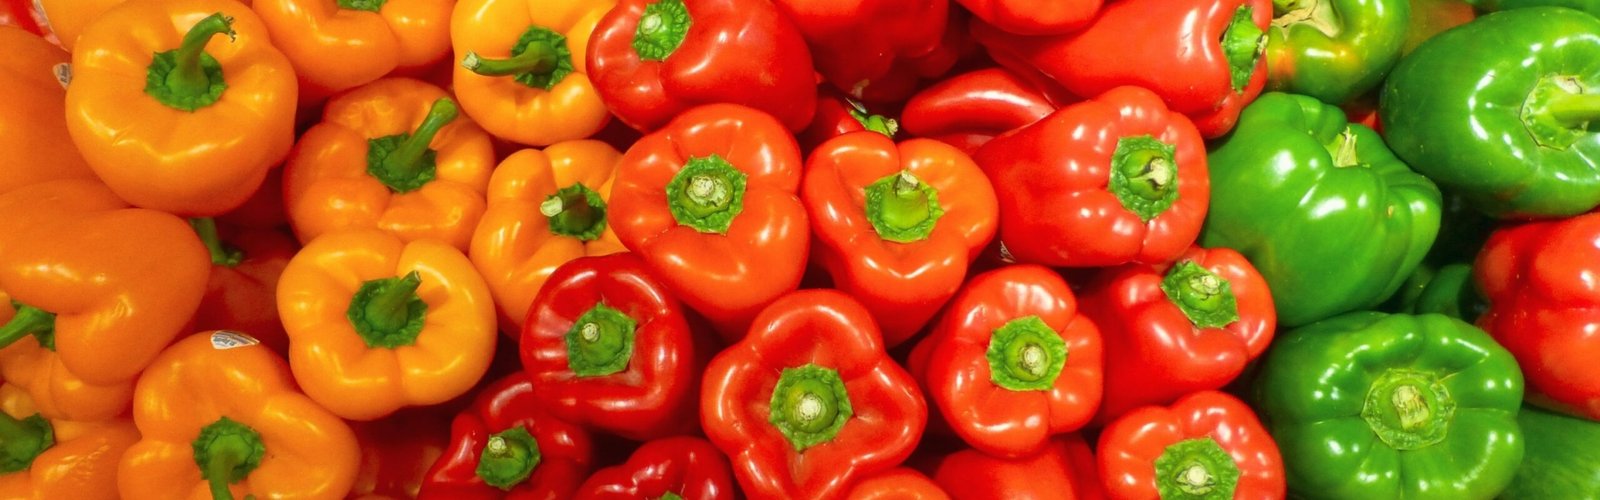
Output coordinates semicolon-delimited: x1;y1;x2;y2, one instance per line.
2;0;1600;498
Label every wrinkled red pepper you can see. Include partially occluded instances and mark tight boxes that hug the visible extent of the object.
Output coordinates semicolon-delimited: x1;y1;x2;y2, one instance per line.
350;406;457;499
850;10;977;104
901;68;1062;155
772;0;946;101
575;436;736;499
956;0;1101;35
419;373;594;500
799;89;899;152
1098;391;1285;500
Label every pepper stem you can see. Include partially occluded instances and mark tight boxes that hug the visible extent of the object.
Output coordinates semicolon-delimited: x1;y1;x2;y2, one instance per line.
768;364;853;452
1221;6;1265;93
665;155;748;234
0;302;56;351
144;13;234;111
367;98;456;194
864;170;944;243
192;417;265;500
190;218;243;267
476;426;541;490
986;316;1068;391
462;45;556;78
1329;128;1362;168
0;412;52;474
1362;368;1456;450
847;99;899;137
541;183;608;241
1160;261;1241;329
564;303;637;377
1547;90;1600;128
1109;135;1180;222
1153;438;1241;500
633;0;693;61
345;271;428;348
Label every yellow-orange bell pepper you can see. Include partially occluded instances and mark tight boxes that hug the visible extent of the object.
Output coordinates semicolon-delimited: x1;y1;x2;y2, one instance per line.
0;293;133;423
277;229;496;421
35;0;124;51
449;0;612;146
468;141;627;329
0;384;140;500
252;0;451;97
0;27;96;194
65;0;297;217
118;331;360;500
283;78;495;251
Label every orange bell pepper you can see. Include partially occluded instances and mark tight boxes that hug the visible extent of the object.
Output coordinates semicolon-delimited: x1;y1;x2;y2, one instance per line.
252;0;452;97
64;0;297;217
118;331;360;500
0;384;140;500
0;27;95;194
0;293;133;423
449;0;612;146
35;0;123;51
284;78;495;251
468;141;627;329
189;220;297;354
277;229;496;421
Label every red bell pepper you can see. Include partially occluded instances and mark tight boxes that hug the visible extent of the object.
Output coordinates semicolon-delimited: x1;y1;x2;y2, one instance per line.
972;0;1271;137
955;0;1100;35
189;220;295;354
419;373;594;499
906;265;1102;458
574;436;736;499
849;10;977;104
1098;391;1285;500
1478;212;1600;420
771;0;946;99
609;104;809;340
929;436;1100;500
846;468;948;500
702;289;926;500
587;0;817;132
901;68;1062;155
519;253;705;441
799;88;899;153
972;86;1210;268
803;133;998;347
350;406;457;500
1080;246;1276;424
0;0;44;37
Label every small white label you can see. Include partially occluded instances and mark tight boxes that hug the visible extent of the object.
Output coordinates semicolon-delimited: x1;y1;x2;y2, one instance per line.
210;330;260;350
998;241;1016;263
52;63;70;89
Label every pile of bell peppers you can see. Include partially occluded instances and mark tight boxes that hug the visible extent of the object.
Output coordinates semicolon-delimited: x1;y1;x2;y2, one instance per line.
2;0;1599;498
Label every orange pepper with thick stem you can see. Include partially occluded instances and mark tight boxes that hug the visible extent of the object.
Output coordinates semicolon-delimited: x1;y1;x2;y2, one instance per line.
65;0;297;217
0;27;95;194
118;331;360;500
468;141;627;330
252;0;451;98
284;78;495;251
449;0;612;146
277;229;497;421
0;384;140;500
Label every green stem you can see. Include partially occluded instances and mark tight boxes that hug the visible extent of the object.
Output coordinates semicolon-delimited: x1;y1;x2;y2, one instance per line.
1362;369;1456;450
1221;6;1266;93
0;302;55;351
633;0;693;61
345;271;428;348
1547;91;1600;128
190;218;243;267
847;99;899;137
1330;128;1362;168
1154;438;1241;500
769;364;853;452
192;417;265;500
0;412;52;474
476;426;541;490
1109;135;1180;222
1160;261;1241;329
864;171;944;243
541;183;608;241
665;155;748;234
564;303;637;377
336;0;386;12
170;14;233;99
367;98;456;194
985;316;1068;391
462;44;556;78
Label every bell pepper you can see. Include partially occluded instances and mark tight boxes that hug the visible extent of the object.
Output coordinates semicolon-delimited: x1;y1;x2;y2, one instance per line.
1476;211;1600;420
252;0;452;97
1471;0;1600;16
419;373;594;500
1081;246;1276;424
972;86;1210;268
848;10;976;105
0;384;139;500
799;89;899;152
469;141;627;330
449;0;612;146
1264;0;1409;104
119;331;361;500
1388;263;1485;322
574;437;735;499
64;1;297;217
803;133;998;347
588;0;817;132
972;0;1270;137
219;169;290;230
701;290;925;500
35;0;121;50
1401;0;1475;55
1201;92;1441;327
845;468;947;500
277;228;496;421
1381;8;1600;218
1253;312;1525;499
0;0;44;36
0;27;95;195
283;78;494;251
771;0;947;99
954;0;1100;35
609;104;809;339
906;265;1103;458
901;68;1061;156
349;406;455;500
0;296;133;423
519;253;705;440
928;437;1095;500
1098;391;1285;500
1502;405;1600;499
189;221;295;354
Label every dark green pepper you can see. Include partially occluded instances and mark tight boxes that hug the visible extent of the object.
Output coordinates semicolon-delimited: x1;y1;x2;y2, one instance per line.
1503;405;1600;499
1266;0;1411;104
1385;263;1486;322
1470;0;1600;17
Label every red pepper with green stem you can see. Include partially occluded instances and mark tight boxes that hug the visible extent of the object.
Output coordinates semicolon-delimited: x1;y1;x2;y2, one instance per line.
901;68;1062;155
799;88;900;152
1098;391;1286;500
419;373;594;500
575;436;736;500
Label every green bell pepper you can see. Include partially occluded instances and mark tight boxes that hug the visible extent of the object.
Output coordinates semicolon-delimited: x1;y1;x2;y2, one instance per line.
1266;0;1411;104
1385;263;1485;322
1381;7;1600;218
1503;405;1600;499
1201;92;1442;327
1254;312;1525;499
1470;0;1600;17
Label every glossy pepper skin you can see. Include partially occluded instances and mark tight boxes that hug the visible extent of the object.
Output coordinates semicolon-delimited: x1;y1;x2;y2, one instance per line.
0;384;140;500
973;86;1210;268
845;468;947;500
907;265;1103;458
1382;8;1600;218
798;89;900;153
1477;211;1600;420
900;68;1061;156
1099;391;1285;500
929;437;1097;500
119;331;361;500
253;0;451;97
348;407;453;500
1402;0;1475;55
803;133;999;347
277;229;496;421
1202;92;1441;327
450;0;612;146
609;104;809;340
588;0;817;132
1265;0;1409;104
702;290;926;500
1471;0;1600;17
0;295;133;423
0;27;95;195
973;0;1270;137
1502;405;1600;499
190;223;296;354
520;253;705;440
419;373;594;500
65;0;296;217
470;141;627;330
771;0;946;97
1253;312;1525;499
574;437;736;500
35;0;122;51
1081;246;1276;424
284;78;494;251
955;0;1100;35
